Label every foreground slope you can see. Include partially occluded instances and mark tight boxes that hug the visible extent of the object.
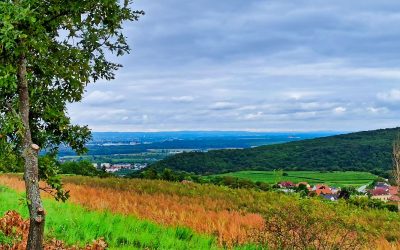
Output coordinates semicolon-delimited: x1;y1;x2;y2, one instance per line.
0;186;218;250
152;127;400;175
1;174;400;249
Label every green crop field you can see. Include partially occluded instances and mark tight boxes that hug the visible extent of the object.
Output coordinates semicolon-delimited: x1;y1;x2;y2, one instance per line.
214;171;377;187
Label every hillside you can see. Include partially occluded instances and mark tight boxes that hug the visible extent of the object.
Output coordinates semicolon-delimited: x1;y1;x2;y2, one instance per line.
151;127;400;175
1;174;400;249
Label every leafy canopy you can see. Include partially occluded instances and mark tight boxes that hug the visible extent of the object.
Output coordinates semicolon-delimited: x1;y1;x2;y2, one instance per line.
0;0;143;199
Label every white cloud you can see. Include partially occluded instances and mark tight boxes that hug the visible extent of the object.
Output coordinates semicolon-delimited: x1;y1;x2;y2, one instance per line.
171;96;195;103
366;107;389;114
209;102;237;110
242;112;264;120
84;91;125;105
333;107;347;114
286;92;308;100
377;89;400;103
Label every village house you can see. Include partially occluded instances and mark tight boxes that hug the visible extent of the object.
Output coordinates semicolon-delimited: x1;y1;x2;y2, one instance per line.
278;181;295;188
370;184;399;202
370;188;391;202
313;184;333;195
375;182;390;189
330;187;340;195
321;194;338;201
389;186;400;202
389;186;398;196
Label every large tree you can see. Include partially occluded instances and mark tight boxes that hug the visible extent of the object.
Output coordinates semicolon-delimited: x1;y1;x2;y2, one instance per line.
0;1;143;248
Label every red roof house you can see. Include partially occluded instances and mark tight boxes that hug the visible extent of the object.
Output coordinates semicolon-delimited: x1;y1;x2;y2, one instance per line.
314;184;332;195
370;187;390;196
389;186;398;196
279;181;295;188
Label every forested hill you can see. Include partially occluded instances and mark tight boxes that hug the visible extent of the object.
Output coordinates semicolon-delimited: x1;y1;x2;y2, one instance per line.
151;127;400;176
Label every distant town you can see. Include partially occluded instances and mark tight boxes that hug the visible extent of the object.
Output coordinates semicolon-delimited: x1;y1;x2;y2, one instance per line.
93;162;148;173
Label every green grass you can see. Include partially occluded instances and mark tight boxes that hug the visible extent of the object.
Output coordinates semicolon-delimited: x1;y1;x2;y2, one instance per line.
0;186;220;250
0;185;265;250
214;171;377;187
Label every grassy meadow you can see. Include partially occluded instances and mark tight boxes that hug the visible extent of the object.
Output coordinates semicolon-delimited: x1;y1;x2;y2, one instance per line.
214;171;377;187
0;186;222;250
1;174;400;249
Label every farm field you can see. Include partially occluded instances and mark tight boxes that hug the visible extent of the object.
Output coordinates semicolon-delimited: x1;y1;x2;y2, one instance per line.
214;171;377;187
1;174;400;249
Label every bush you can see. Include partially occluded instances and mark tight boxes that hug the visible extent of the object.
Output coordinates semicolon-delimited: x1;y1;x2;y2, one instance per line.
59;160;104;177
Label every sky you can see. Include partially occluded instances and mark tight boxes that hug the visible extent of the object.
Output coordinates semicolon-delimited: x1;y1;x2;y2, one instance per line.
68;0;400;132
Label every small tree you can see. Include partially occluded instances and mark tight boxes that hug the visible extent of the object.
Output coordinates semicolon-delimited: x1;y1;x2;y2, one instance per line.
0;1;143;249
393;137;400;211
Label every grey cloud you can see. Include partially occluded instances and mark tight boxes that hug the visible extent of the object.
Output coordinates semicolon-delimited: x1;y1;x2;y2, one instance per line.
171;96;196;103
67;0;400;132
209;102;238;111
377;89;400;103
83;91;125;106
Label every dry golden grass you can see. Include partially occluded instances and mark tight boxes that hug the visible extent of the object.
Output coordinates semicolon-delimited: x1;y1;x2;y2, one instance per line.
0;175;264;247
376;238;400;250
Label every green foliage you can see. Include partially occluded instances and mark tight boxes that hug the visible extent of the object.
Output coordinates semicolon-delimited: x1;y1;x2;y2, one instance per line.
59;160;97;176
130;168;272;191
347;197;398;212
39;155;69;201
294;183;309;197
0;0;143;198
131;167;197;182
152;127;400;175
0;231;13;247
338;186;358;200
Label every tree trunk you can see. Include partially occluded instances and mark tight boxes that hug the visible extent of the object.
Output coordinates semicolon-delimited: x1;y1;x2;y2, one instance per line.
17;52;45;250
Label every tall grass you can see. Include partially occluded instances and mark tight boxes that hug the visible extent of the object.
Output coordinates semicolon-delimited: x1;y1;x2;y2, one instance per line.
0;175;264;247
2;174;400;249
0;185;219;250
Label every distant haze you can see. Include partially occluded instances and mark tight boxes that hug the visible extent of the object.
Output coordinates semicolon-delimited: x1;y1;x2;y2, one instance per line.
69;1;400;132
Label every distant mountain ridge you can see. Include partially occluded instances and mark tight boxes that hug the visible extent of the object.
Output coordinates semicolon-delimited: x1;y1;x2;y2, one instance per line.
59;131;337;156
151;127;400;176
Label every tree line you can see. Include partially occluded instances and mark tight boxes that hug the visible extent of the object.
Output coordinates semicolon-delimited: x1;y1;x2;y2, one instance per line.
152;127;400;177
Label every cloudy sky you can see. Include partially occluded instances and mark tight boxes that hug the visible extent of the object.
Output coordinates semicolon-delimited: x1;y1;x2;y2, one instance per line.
68;0;400;132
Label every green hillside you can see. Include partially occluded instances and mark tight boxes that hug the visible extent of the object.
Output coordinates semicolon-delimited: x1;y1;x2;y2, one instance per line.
152;127;400;176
